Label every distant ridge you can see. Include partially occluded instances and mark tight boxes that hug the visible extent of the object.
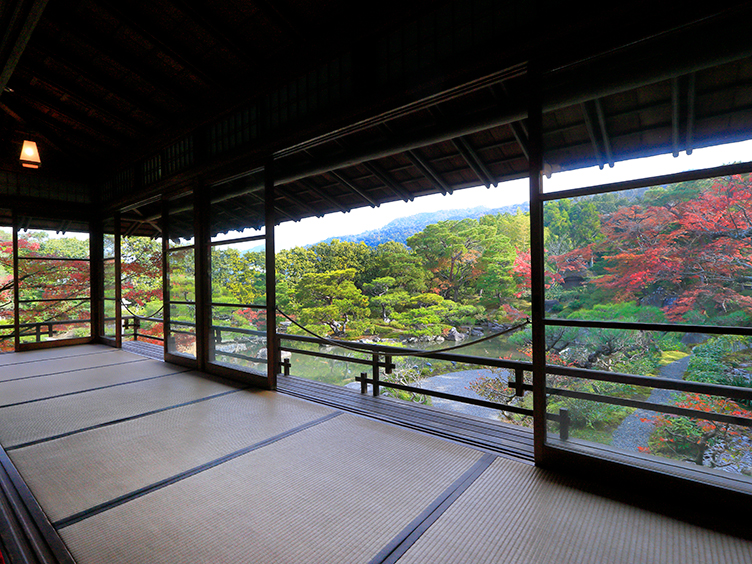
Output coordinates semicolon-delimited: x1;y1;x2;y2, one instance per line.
317;203;529;247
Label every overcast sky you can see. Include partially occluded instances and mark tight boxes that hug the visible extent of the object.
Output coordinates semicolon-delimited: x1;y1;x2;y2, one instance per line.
273;139;752;250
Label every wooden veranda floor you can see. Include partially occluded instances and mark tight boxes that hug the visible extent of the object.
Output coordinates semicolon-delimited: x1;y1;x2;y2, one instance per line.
1;344;751;563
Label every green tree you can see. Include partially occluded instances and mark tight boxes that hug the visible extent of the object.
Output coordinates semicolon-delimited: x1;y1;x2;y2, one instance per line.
407;218;494;302
362;276;409;322
295;268;371;337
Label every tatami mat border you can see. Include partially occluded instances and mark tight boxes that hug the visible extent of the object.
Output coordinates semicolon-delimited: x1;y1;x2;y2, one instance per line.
54;411;343;529
5;386;252;451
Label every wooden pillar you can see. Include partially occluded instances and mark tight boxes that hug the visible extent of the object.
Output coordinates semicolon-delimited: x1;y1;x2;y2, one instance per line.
89;214;103;343
12;210;19;351
265;159;278;389
195;183;211;371
161;199;170;358
114;212;122;349
528;58;548;463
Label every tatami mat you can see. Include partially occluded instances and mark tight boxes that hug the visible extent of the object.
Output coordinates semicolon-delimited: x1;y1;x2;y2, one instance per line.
0;349;144;382
0;344;116;367
395;457;752;564
0;360;184;406
58;413;484;564
0;371;239;448
9;391;336;522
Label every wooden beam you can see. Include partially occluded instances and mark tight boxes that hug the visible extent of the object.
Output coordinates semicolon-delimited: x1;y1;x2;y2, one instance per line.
329;170;379;208
686;73;696;155
296;178;350;214
593;98;614;167
672;77;681;157
451;137;493;189
405;150;450;195
580;102;605;169
97;1;226;92
361;161;412;202
0;0;50;95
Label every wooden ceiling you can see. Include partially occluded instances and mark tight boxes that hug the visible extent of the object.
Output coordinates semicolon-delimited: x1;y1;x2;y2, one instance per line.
3;1;752;236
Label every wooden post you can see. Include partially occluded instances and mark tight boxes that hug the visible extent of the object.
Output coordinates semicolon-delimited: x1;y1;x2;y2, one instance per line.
528;57;548;463
265;158;278;389
372;353;380;397
360;371;368;394
12;210;19;351
114;212;122;349
195;183;211;371
559;408;570;441
89;215;103;343
161;199;171;359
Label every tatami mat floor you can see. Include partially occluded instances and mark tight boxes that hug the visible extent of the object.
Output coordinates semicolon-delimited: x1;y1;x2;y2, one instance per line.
1;344;750;563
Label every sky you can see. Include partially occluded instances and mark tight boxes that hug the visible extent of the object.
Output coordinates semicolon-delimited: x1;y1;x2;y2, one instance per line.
273;139;752;250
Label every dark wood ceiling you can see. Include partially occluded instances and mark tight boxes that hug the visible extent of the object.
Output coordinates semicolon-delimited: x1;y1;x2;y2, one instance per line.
3;1;752;238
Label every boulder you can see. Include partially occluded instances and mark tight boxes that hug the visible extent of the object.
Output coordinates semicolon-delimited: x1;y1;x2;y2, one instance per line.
446;327;467;342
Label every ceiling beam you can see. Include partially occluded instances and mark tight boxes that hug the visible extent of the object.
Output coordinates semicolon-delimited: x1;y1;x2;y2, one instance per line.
451;137;494;188
686;73;696;155
329;170;378;208
593;98;614;167
671;77;681;157
10;89;130;147
97;1;227;92
26;44;168;122
361;161;412;202
580;102;605;170
277;186;323;218
296;178;350;214
46;18;198;107
12;68;146;138
405;150;450;195
0;0;50;95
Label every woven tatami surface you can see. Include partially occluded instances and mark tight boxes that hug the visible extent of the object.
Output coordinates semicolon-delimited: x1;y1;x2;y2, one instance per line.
0;370;236;448
396;456;752;564
1;344;750;564
58;413;484;564
0;348;140;382
0;344;117;367
0;358;182;407
10;390;336;521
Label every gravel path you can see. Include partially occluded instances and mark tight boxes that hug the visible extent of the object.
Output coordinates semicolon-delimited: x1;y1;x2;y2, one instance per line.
345;368;507;419
610;355;691;452
415;368;505;419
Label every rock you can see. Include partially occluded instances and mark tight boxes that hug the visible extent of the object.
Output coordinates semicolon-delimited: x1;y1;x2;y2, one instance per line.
258;348;291;360
446;327;467;342
434;336;445;344
470;327;484;337
682;333;708;345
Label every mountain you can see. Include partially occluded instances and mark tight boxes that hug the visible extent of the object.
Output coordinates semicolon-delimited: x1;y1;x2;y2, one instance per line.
317;202;529;247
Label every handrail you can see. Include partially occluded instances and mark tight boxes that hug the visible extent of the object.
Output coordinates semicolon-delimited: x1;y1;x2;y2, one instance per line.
277;331;752;440
546;364;752;402
279;332;532;371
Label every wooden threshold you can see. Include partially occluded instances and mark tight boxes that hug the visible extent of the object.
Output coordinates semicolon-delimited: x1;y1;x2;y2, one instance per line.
276;375;534;462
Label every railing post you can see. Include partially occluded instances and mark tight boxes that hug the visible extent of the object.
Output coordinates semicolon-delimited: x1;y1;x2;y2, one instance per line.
385;354;393;374
134;317;140;341
559;408;570;441
282;357;291;376
35;324;41;342
360;371;367;394
372;353;380;397
208;327;216;363
512;368;524;396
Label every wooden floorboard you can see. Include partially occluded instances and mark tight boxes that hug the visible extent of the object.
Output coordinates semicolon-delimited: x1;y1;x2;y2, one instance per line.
277;375;534;461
